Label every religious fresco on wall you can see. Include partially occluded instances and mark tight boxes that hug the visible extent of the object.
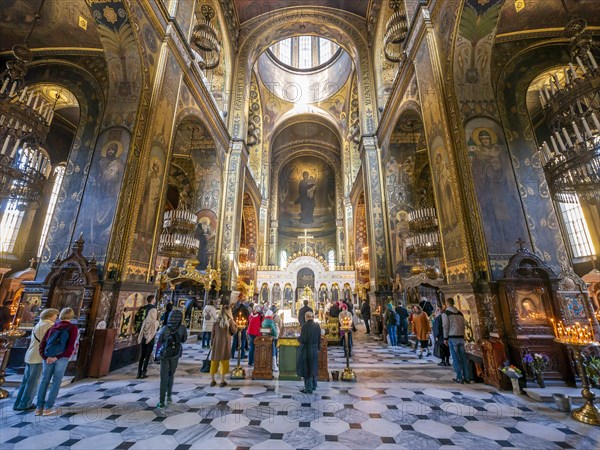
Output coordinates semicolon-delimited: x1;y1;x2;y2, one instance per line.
129;143;165;266
196;210;217;270
495;44;570;271
73;127;130;268
466;118;528;279
114;291;146;349
278;156;336;257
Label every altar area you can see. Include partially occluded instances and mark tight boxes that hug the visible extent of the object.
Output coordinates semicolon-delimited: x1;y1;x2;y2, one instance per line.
255;253;356;320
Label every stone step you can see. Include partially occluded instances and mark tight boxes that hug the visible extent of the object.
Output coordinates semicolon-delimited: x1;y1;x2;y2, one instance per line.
524;384;600;402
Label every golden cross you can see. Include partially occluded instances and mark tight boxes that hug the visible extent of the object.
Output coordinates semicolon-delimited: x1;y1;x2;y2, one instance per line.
297;229;314;253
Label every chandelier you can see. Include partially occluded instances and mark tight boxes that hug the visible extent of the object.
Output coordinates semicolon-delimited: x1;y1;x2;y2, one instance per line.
191;4;221;70
383;1;408;62
238;245;256;272
537;17;600;204
157;209;200;257
406;208;442;259
0;3;54;209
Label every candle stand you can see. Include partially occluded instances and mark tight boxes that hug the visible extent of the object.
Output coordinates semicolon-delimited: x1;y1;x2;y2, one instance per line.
339;314;356;382
555;339;600;426
231;313;247;380
0;329;26;399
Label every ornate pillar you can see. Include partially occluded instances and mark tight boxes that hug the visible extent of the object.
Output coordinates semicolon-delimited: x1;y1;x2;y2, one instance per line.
259;199;269;266
359;136;393;296
218;141;248;293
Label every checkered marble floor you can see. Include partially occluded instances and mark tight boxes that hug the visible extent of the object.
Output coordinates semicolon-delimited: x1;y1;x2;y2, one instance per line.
1;330;598;450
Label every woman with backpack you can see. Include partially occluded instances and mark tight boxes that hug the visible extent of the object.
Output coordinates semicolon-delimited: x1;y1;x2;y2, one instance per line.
137;308;159;379
247;304;263;366
156;309;187;408
210;303;237;387
13;308;59;411
384;303;398;347
412;305;432;358
35;307;79;416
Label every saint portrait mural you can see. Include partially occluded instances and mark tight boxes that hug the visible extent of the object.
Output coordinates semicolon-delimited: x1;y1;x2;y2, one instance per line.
466;118;528;277
131;143;165;264
74;127;130;266
278;156;337;256
196;210;217;270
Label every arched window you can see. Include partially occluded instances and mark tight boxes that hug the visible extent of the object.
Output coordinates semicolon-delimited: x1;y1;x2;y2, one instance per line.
278;38;292;66
38;165;66;257
328;249;335;271
298;36;312;69
0;200;25;253
280;250;288;269
559;198;595;258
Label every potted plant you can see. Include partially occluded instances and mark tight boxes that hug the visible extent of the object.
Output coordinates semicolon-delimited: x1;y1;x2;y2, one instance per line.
523;352;550;388
500;362;523;394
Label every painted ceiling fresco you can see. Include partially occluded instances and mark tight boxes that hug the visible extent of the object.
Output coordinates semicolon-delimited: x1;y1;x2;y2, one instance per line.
0;0;102;50
496;0;600;36
234;0;368;23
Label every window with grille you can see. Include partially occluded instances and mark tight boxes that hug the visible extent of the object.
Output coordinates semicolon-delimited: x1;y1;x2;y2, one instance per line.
559;198;595;258
38;165;65;257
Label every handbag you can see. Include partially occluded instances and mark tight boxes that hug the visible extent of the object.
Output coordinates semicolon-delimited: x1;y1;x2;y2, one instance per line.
200;348;212;373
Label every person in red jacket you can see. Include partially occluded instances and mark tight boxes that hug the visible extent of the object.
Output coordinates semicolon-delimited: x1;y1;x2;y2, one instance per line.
35;307;79;416
247;305;263;366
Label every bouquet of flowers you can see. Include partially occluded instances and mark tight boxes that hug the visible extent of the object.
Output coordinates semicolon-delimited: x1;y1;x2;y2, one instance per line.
501;362;523;379
585;356;600;388
523;352;550;375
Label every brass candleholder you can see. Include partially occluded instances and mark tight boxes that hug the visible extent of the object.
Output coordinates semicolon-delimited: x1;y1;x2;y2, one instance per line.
0;329;26;399
555;339;600;426
231;313;247;380
340;314;356;382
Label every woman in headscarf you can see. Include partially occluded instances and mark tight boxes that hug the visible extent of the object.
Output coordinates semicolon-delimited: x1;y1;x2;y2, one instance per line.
210;303;237;387
137;308;160;379
412;305;431;358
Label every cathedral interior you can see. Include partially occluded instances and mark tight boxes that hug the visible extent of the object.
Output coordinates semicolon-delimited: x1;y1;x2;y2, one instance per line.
1;0;600;448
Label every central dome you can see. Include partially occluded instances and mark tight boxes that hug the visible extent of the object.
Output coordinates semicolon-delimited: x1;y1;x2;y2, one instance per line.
268;36;341;72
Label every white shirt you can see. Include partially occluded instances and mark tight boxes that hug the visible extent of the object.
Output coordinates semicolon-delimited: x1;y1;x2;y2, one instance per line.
25;319;55;364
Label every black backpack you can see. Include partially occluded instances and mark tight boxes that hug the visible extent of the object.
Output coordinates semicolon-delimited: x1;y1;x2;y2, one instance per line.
44;327;70;357
133;307;147;334
158;327;182;360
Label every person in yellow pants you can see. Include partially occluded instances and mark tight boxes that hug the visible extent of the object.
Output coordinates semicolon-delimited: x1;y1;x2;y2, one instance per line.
209;303;237;387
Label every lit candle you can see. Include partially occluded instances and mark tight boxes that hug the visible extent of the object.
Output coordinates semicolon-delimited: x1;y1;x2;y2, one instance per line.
562;128;573;147
582;117;593;138
591;112;600;131
572;121;583;142
569;63;579;79
587;50;598;70
576;56;587;74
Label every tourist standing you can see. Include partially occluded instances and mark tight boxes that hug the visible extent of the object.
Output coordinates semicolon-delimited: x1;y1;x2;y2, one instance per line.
201;300;217;348
384;303;398;347
156;309;187;408
339;304;353;357
395;303;409;345
161;303;173;326
432;307;450;366
297;311;321;394
420;296;434;316
442;297;471;383
328;301;340;318
271;305;282;362
247;305;263;366
13;308;59;411
210;303;237;387
412;305;431;358
360;298;371;335
298;300;313;327
137;308;159;379
36;307;79;416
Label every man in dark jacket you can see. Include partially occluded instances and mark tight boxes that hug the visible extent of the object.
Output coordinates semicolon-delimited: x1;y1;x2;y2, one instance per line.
298;300;313;327
156;309;187;408
395;303;409;345
297;311;321;394
328;301;340;318
360;299;371;334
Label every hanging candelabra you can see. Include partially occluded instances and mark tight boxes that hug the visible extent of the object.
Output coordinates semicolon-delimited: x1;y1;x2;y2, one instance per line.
191;4;221;70
537;17;600;204
0;1;55;209
383;0;408;62
157;208;200;258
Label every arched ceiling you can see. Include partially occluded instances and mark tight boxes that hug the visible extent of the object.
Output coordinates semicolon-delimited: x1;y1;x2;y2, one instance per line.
271;115;341;160
0;0;102;51
234;1;368;24
496;0;600;38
